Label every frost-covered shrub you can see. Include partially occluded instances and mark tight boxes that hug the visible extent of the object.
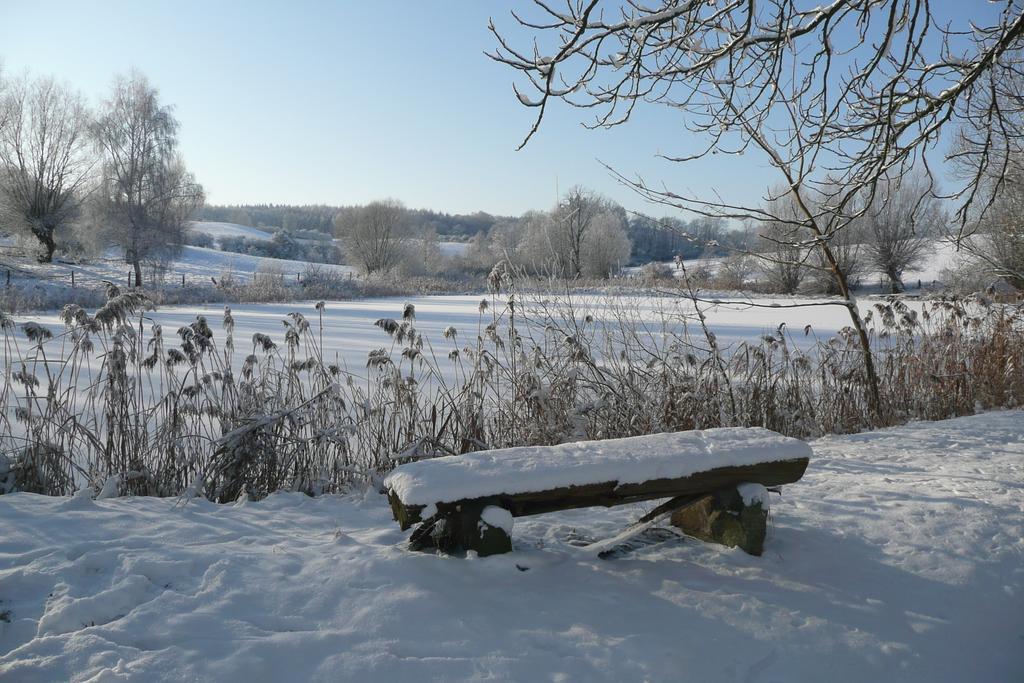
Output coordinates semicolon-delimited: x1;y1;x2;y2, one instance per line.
713;255;756;290
639;262;676;282
186;231;216;249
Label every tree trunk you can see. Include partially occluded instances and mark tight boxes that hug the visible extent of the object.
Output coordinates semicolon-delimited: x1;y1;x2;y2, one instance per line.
887;270;902;294
34;229;56;264
720;95;884;423
132;259;143;288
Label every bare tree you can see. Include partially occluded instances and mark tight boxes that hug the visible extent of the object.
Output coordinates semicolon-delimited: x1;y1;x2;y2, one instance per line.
552;186;604;278
714;254;757;290
863;172;943;293
968;160;1024;289
489;1;1024;416
396;225;444;277
983;193;1024;291
811;212;866;295
689;216;726;255
755;191;811;294
92;73;203;287
334;199;409;275
951;110;1024;289
0;66;9;137
0;77;94;262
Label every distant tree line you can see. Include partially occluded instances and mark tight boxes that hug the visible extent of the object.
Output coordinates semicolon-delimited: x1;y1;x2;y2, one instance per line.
333;187;637;279
197;204;515;240
195;204;338;235
627;215;753;263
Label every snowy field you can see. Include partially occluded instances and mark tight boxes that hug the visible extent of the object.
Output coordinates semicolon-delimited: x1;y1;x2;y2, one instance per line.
2;223;468;295
0;410;1021;682
3;242;357;292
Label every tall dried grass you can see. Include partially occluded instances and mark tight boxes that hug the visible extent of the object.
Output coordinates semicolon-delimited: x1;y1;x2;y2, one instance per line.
1;275;1021;500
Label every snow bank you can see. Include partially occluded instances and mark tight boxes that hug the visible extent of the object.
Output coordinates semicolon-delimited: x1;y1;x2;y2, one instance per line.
385;427;811;506
0;412;1022;681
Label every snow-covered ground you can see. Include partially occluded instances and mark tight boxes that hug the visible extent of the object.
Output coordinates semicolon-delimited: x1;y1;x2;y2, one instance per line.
0;411;1020;681
2;222;468;296
171;245;356;280
439;241;470;258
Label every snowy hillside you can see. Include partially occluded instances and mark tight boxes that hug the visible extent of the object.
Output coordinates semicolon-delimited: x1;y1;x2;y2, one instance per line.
189;221;275;243
2;243;356;293
172;245;355;280
1;411;1021;682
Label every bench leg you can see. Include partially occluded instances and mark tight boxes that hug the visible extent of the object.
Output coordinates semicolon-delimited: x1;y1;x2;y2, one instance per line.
409;504;513;557
670;485;768;556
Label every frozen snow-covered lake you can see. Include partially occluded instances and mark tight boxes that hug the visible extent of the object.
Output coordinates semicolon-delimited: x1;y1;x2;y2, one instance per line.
13;293;874;379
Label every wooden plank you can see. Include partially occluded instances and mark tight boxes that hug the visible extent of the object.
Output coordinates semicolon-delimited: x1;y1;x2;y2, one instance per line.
388;456;808;528
583;494;704;558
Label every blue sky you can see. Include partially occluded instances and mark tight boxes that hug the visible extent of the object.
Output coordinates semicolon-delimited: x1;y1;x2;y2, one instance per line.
0;0;993;217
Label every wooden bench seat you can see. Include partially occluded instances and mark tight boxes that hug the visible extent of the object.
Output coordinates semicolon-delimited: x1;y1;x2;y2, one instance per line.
384;427;811;557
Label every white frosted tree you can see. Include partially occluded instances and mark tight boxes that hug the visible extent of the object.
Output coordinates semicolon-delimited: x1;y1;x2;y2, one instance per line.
581;211;631;278
863;172;944;293
517;209;562;275
971;162;1024;290
92;72;203;286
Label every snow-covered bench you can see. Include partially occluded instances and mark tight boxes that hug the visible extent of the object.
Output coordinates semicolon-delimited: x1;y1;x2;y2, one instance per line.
384;427;811;557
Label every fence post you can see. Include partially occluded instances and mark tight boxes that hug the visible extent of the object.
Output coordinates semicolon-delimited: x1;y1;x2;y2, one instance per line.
71;271;75;288
182;273;186;287
5;270;9;288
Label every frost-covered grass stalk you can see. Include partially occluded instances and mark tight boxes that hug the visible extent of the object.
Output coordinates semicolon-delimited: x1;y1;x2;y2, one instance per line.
1;273;1022;500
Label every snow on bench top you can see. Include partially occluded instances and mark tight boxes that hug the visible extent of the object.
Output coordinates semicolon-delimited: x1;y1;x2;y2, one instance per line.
384;427;811;507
